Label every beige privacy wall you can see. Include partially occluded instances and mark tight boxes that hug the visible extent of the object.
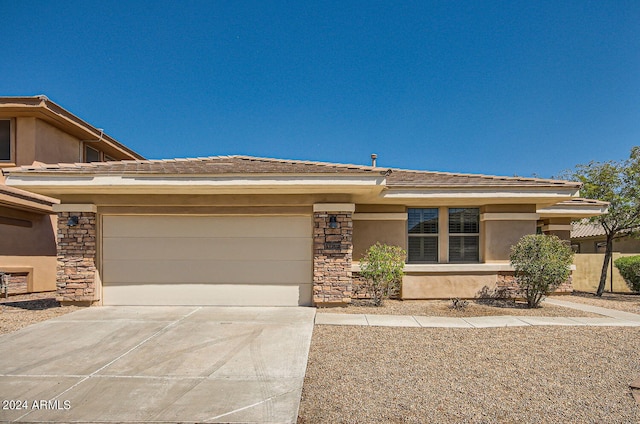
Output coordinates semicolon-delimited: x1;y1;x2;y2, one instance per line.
573;253;636;293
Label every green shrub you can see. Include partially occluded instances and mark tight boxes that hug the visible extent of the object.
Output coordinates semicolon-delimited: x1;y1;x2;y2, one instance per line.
359;243;406;306
510;234;574;308
614;256;640;292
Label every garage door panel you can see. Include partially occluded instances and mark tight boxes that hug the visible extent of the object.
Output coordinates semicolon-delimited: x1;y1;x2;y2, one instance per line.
102;215;312;306
103;216;311;238
103;259;312;285
103;237;311;261
102;284;312;306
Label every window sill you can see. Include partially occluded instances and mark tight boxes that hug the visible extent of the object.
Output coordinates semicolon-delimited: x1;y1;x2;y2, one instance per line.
352;262;514;273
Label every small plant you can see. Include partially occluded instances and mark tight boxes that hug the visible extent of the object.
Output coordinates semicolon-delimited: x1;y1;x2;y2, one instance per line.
359;243;406;306
449;298;469;310
510;234;574;308
614;255;640;292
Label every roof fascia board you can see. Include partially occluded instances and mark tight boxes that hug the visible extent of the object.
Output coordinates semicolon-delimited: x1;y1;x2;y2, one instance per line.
538;206;609;219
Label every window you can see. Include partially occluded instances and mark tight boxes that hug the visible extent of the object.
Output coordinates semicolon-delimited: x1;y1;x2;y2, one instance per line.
0;120;11;161
85;145;101;162
408;208;438;263
449;208;479;262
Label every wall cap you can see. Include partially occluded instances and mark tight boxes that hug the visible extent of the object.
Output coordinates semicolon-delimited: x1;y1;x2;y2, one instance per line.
313;203;356;212
53;204;97;213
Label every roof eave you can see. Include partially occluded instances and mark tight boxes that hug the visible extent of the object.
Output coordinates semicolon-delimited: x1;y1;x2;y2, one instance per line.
0;96;145;160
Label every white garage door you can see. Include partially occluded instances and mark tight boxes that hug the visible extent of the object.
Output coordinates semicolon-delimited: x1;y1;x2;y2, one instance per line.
101;215;312;306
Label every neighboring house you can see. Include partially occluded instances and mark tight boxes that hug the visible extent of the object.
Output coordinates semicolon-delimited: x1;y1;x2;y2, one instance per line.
571;219;640;253
4;155;606;306
0;96;144;294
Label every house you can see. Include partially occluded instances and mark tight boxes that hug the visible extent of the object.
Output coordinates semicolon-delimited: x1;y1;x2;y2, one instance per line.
0;96;144;294
571;219;640;254
3;154;607;306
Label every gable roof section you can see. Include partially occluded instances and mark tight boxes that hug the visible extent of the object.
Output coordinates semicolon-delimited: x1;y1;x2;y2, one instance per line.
0;95;145;161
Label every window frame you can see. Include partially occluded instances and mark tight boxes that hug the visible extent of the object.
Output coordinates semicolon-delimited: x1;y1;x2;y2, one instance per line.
0;118;16;163
84;144;102;163
407;208;439;263
448;207;480;263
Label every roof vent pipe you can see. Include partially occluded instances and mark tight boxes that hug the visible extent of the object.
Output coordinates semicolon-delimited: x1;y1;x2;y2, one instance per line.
371;153;377;167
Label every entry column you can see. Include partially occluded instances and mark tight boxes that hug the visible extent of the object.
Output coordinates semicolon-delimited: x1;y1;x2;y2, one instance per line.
54;204;98;305
313;203;354;307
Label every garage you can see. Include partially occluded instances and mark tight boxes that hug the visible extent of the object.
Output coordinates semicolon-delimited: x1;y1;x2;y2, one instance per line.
101;215;312;306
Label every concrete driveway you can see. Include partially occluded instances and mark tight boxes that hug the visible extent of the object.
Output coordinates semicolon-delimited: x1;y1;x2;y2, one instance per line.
0;306;315;423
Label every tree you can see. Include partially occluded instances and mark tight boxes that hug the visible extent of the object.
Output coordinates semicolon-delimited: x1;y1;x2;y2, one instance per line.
359;243;406;306
510;234;574;308
562;146;640;296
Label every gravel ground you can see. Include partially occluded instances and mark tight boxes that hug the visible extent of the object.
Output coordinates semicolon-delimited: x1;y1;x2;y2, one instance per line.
0;292;82;335
298;325;640;424
567;292;640;314
318;299;601;318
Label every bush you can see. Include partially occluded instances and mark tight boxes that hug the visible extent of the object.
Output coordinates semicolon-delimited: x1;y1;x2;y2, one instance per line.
614;256;640;292
359;243;406;306
510;234;574;308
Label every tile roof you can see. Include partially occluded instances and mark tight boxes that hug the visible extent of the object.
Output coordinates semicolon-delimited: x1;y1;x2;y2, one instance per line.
571;220;606;239
552;198;609;207
3;155;581;188
571;219;637;239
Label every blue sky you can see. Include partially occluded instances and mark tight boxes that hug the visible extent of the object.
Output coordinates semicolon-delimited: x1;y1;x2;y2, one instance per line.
2;1;638;177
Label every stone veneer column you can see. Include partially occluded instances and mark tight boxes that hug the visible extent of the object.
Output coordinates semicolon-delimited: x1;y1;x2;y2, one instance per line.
55;204;98;304
313;203;355;306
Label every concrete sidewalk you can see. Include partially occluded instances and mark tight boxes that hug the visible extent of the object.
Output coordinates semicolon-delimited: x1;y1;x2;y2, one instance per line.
315;299;640;328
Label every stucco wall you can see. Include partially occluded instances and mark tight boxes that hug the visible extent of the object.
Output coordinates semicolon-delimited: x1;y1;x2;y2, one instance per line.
401;273;498;299
483;220;536;262
0;207;57;292
353;220;406;260
35;119;82;164
13;117;82;166
574;236;640;254
573;253;637;293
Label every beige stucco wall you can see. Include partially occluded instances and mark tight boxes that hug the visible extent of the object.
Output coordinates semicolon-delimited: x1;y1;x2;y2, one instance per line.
572;253;637;293
14;117;82;166
401;273;498;299
353;220;406;260
34;119;82;164
481;204;537;262
0;207;57;291
483;220;536;262
575;236;640;254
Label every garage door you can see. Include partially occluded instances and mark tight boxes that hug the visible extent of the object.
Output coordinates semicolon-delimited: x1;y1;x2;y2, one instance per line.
101;215;312;306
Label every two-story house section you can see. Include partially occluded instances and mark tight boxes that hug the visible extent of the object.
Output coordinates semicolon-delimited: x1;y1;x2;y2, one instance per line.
0;95;144;296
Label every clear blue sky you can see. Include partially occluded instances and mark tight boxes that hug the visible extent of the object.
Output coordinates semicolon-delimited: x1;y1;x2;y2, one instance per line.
2;1;638;177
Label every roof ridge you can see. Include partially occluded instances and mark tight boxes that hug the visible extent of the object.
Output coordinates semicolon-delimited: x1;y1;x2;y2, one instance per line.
230;155;378;171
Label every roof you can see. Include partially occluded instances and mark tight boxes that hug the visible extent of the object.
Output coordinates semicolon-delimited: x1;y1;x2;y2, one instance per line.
571;220;606;239
0;185;59;214
0;95;145;161
571;219;639;239
3;155;581;189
